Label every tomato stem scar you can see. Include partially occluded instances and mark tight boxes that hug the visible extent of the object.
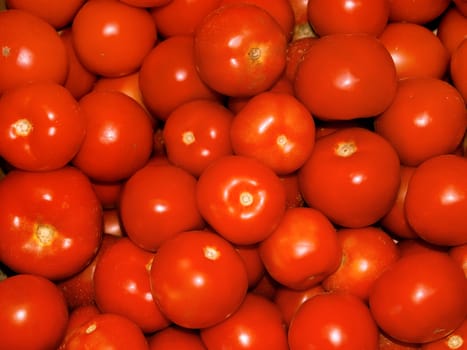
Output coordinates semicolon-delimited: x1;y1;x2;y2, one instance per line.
335;141;357;157
12;118;33;137
447;334;463;349
34;224;56;246
182;131;195;145
248;47;261;61
239;191;254;206
203;246;220;261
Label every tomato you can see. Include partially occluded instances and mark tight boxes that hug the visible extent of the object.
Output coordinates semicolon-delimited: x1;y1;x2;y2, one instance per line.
294;33;397;121
200;293;289;350
139;35;220;121
288;0;314;40
404;154;467;246
307;0;389;36
378;22;450;80
322;226;400;300
147;326;207;350
65;304;101;336
72;90;154;182
449;243;467;278
193;3;288;97
421;318;467;350
0;81;85;172
230;91;316;175
284;36;317;82
0;167;102;280
0;9;68;94
5;0;85;28
454;0;467;17
260;207;341;290
102;209;124;236
149;230;249;329
374;77;467;166
59;313;149;349
450;38;467;103
0;274;69;350
71;0;157;77
387;0;450;24
196;155;287;245
298;127;401;228
163;99;234;177
379;332;420;350
437;6;467;56
288;292;380;350
280;172;305;209
234;243;266;288
120;0;172;7
119;163;205;251
91;180;123;209
369;251;467;344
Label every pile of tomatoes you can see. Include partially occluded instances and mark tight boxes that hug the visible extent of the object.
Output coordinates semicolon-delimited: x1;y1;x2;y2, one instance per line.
0;0;466;349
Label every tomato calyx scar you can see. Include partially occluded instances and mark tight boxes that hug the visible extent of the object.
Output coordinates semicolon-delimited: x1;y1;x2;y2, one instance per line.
34;223;56;246
447;334;463;349
11;118;33;137
248;47;262;62
239;191;254;207
335;141;357;157
182;131;195;145
203;246;221;261
2;46;10;57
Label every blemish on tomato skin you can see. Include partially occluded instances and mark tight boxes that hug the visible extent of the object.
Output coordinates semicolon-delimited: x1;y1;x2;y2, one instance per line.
335;141;357;157
2;46;10;57
203;245;221;261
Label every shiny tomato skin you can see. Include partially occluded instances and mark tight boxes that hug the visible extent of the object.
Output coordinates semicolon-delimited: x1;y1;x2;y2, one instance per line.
200;293;289;350
147;326;207;350
288;292;379;350
437;6;467;56
449;243;467;278
298;127;401;228
65;304;101;336
119;163;205;251
374;77;467;167
196;155;287;245
193;3;288;97
387;0;450;24
0;274;69;350
149;230;249;329
230;91;316;175
0;167;103;280
259;207;341;290
294;33;397;121
0;81;85;172
404;154;467;246
0;9;68;94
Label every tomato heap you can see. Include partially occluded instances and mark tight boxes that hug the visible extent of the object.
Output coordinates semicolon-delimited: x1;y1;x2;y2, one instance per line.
0;0;466;349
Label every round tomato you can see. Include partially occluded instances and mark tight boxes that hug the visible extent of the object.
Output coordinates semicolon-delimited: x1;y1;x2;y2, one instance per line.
0;166;103;280
437;6;467;56
196;155;287;245
449;243;467;278
65;304;101;336
294;33;397;121
387;0;450;24
450;38;467;103
369;251;467;344
147;326;207;350
298;127;401;228
149;230;249;329
0;274;69;350
193;3;288;97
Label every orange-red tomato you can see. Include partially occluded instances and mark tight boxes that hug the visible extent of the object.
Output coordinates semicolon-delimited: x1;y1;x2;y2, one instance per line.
437;6;467;56
387;0;450;24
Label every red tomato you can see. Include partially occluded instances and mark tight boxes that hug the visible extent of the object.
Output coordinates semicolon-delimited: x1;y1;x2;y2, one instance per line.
322;226;400;300
0;9;68;94
307;0;389;36
404;154;467;246
454;0;467;17
91;180;123;209
378;22;450;80
162;99;234;177
450;243;467;278
450;38;467;103
200;293;289;350
193;3;288;97
234;243;266;289
139;35;220;120
288;292;380;350
0;167;102;280
285;37;317;82
259;207;341;290
120;0;172;7
298;127;401;228
72;90;154;182
102;209;124;236
387;0;450;24
196;155;287;245
369;251;467;344
59;313;149;349
147;326;207;350
71;0;157;77
65;304;101;336
379;332;421;350
294;33;397;121
0;81;85;171
0;274;69;350
374;77;467;166
437;6;467;56
421;318;467;350
119;163;204;251
280;172;305;209
230;91;316;175
149;230;249;328
288;0;314;40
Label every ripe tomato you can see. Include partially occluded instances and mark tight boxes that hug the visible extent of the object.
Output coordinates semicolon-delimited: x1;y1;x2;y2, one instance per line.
65;304;101;336
369;251;467;344
421;318;467;350
0;167;102;280
193;3;288;97
322;226;400;300
149;230;249;328
0;274;69;350
298;127;401;228
259;207;341;290
437;6;467;56
378;22;450;80
294;33;397;121
307;0;389;36
387;0;450;24
71;0;157;77
449;243;467;278
119;163;205;251
284;36;317;82
374;77;467;166
196;155;287;245
200;293;289;349
162;99;234;177
72;90;154;182
404;154;467;246
280;172;305;209
0;9;68;94
288;292;379;350
450;38;467;103
147;326;207;350
0;81;85;172
379;332;420;350
234;243;266;288
230;91;316;175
